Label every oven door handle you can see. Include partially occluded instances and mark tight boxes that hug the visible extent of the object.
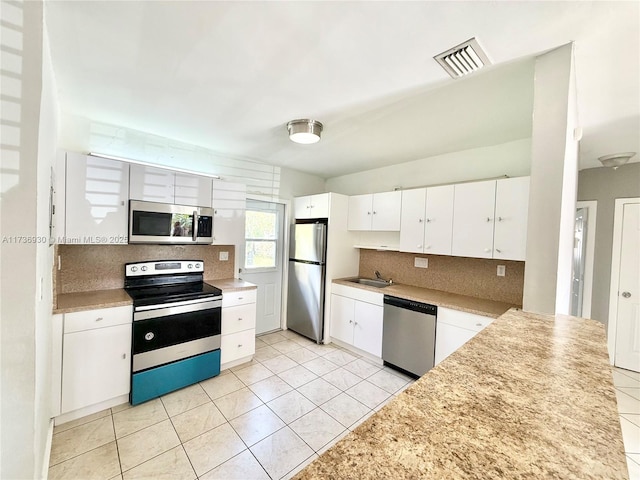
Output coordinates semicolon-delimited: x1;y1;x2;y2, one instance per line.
134;298;221;321
193;210;198;241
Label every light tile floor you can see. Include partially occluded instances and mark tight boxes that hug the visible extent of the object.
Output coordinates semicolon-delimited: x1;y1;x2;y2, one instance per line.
47;333;640;480
48;330;414;480
613;367;640;480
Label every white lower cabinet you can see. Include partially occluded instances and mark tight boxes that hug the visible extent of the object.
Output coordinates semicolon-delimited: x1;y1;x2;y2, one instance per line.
60;306;132;414
434;307;494;365
221;289;257;367
330;285;383;358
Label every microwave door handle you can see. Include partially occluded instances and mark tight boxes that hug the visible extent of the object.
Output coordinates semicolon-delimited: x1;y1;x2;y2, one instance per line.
192;210;198;241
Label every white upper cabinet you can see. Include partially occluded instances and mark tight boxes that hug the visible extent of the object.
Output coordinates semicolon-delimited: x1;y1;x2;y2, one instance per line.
129;164;174;203
129;164;212;207
399;188;427;253
424;185;455;255
294;193;330;219
348;191;401;231
493;177;530;261
175;173;213;207
452;180;497;259
65;153;130;244
211;180;246;246
399;185;454;255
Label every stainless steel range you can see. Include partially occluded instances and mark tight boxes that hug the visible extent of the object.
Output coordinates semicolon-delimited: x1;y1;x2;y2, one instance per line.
124;260;222;405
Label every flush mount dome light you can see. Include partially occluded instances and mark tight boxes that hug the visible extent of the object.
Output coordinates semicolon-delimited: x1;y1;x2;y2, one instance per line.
598;152;636;169
287;119;323;144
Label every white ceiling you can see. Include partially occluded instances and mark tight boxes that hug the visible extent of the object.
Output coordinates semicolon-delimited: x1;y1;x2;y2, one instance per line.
45;1;640;178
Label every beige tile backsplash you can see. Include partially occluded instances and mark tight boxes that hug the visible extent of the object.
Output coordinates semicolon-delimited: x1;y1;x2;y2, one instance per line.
358;250;524;305
56;244;235;294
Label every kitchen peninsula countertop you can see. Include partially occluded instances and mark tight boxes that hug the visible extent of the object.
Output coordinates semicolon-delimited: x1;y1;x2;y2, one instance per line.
53;278;256;314
333;278;517;318
294;308;628;479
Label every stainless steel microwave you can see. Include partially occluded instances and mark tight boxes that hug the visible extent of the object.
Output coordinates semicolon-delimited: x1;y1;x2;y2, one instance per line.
129;200;214;244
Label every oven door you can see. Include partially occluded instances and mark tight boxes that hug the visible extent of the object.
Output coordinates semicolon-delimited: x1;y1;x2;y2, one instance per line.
132;298;221;372
129;200;213;244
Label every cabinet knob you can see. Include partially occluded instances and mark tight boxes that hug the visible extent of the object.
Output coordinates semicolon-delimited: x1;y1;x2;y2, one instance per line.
367;212;371;215
497;216;503;222
354;322;358;326
121;201;125;206
238;344;243;348
238;297;243;300
122;353;126;359
426;218;432;223
306;205;310;209
484;248;491;253
95;317;103;322
373;211;377;215
486;217;492;222
476;323;482;327
237;317;243;321
417;245;422;249
418;219;423;223
349;320;353;324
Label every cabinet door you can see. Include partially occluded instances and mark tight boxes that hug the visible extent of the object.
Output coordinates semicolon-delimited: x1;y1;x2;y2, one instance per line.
493;177;530;261
347;194;373;231
371;191;401;231
61;324;132;413
294;196;312;219
309;193;330;218
129;164;175;203
353;301;383;357
330;294;355;344
424;185;454;255
399;188;427;253
222;303;257;335
434;322;477;365
212;181;246;246
451;180;496;258
175;173;212;207
65;153;130;244
221;329;256;364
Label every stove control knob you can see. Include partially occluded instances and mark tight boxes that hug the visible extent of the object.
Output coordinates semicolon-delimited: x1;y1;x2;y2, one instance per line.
131;266;138;272
195;263;201;269
188;263;193;269
141;266;148;272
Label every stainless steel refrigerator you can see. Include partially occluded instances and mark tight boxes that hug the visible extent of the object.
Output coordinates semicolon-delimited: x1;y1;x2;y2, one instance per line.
287;219;328;343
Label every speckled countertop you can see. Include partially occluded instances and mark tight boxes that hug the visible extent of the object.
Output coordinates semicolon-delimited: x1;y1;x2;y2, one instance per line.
333;278;517;318
294;308;628;479
53;278;256;314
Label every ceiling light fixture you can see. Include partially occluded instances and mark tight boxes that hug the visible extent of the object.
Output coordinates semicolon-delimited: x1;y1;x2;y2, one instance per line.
598;152;636;169
287;119;323;144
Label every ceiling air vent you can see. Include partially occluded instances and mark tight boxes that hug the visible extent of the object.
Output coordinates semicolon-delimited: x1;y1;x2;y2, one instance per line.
434;38;491;79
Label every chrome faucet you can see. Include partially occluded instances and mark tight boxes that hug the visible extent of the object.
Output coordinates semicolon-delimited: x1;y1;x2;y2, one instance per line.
375;270;393;285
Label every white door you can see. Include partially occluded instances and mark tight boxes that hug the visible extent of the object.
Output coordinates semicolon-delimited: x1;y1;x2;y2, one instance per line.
241;200;285;334
613;201;640;372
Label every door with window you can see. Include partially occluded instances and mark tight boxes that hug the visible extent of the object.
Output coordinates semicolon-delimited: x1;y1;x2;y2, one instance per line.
241;200;285;334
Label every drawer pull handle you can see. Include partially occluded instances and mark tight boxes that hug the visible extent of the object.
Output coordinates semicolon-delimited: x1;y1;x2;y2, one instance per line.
96;317;103;322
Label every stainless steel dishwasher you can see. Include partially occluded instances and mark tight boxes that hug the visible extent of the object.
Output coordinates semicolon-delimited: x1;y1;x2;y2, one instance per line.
382;295;437;378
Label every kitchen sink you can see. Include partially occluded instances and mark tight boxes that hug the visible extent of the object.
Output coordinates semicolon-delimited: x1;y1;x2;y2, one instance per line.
347;278;390;288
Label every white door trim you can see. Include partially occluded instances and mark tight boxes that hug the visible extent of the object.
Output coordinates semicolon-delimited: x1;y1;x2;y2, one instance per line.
576;200;597;318
607;197;640;364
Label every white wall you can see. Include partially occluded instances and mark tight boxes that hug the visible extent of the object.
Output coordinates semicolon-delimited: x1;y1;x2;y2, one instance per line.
522;43;578;315
0;1;58;477
325;138;531;195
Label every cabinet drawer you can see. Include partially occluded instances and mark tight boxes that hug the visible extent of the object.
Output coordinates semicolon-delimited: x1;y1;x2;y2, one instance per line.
222;289;257;307
437;307;494;333
332;283;383;306
222;303;257;335
64;305;132;334
221;330;256;364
